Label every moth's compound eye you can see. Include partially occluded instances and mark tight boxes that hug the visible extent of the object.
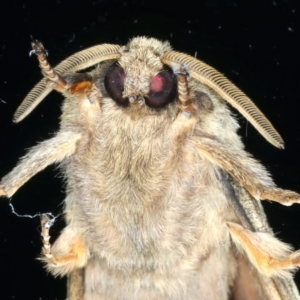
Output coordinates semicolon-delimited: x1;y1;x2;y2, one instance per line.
104;63;128;106
146;66;177;109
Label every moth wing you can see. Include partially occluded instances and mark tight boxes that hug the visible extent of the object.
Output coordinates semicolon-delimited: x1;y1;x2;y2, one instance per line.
222;173;299;300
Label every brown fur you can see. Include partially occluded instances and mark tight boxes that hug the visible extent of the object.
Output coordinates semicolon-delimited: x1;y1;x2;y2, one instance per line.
1;37;300;299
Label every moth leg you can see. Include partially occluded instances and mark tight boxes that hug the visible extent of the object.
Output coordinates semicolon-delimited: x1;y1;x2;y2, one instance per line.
175;67;193;113
67;268;85;300
195;138;300;206
260;187;300;206
40;216;89;276
0;131;81;198
31;40;67;89
228;222;300;278
31;40;93;95
40;214;54;259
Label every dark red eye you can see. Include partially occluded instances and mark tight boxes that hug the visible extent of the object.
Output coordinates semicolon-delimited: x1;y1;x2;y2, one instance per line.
104;63;128;106
146;66;177;109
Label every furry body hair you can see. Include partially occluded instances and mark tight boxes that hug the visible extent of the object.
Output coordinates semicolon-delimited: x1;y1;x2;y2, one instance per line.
1;37;300;300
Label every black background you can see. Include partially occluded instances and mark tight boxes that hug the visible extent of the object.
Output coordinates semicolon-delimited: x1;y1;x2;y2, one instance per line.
0;0;299;299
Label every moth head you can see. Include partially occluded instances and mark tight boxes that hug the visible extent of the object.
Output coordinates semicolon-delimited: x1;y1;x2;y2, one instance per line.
104;37;177;109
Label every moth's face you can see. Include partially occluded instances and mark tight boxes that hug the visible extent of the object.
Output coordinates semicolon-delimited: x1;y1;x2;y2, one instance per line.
104;40;178;109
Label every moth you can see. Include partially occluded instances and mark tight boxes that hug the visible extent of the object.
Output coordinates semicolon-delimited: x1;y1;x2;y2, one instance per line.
1;36;300;300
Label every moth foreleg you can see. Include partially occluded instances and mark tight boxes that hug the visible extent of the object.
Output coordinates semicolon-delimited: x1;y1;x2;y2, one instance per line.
228;222;300;278
195;138;300;206
31;40;68;89
0;131;81;198
31;40;94;95
175;67;193;113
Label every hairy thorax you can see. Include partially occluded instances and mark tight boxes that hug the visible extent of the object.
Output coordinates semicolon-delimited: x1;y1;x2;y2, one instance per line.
61;99;238;298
